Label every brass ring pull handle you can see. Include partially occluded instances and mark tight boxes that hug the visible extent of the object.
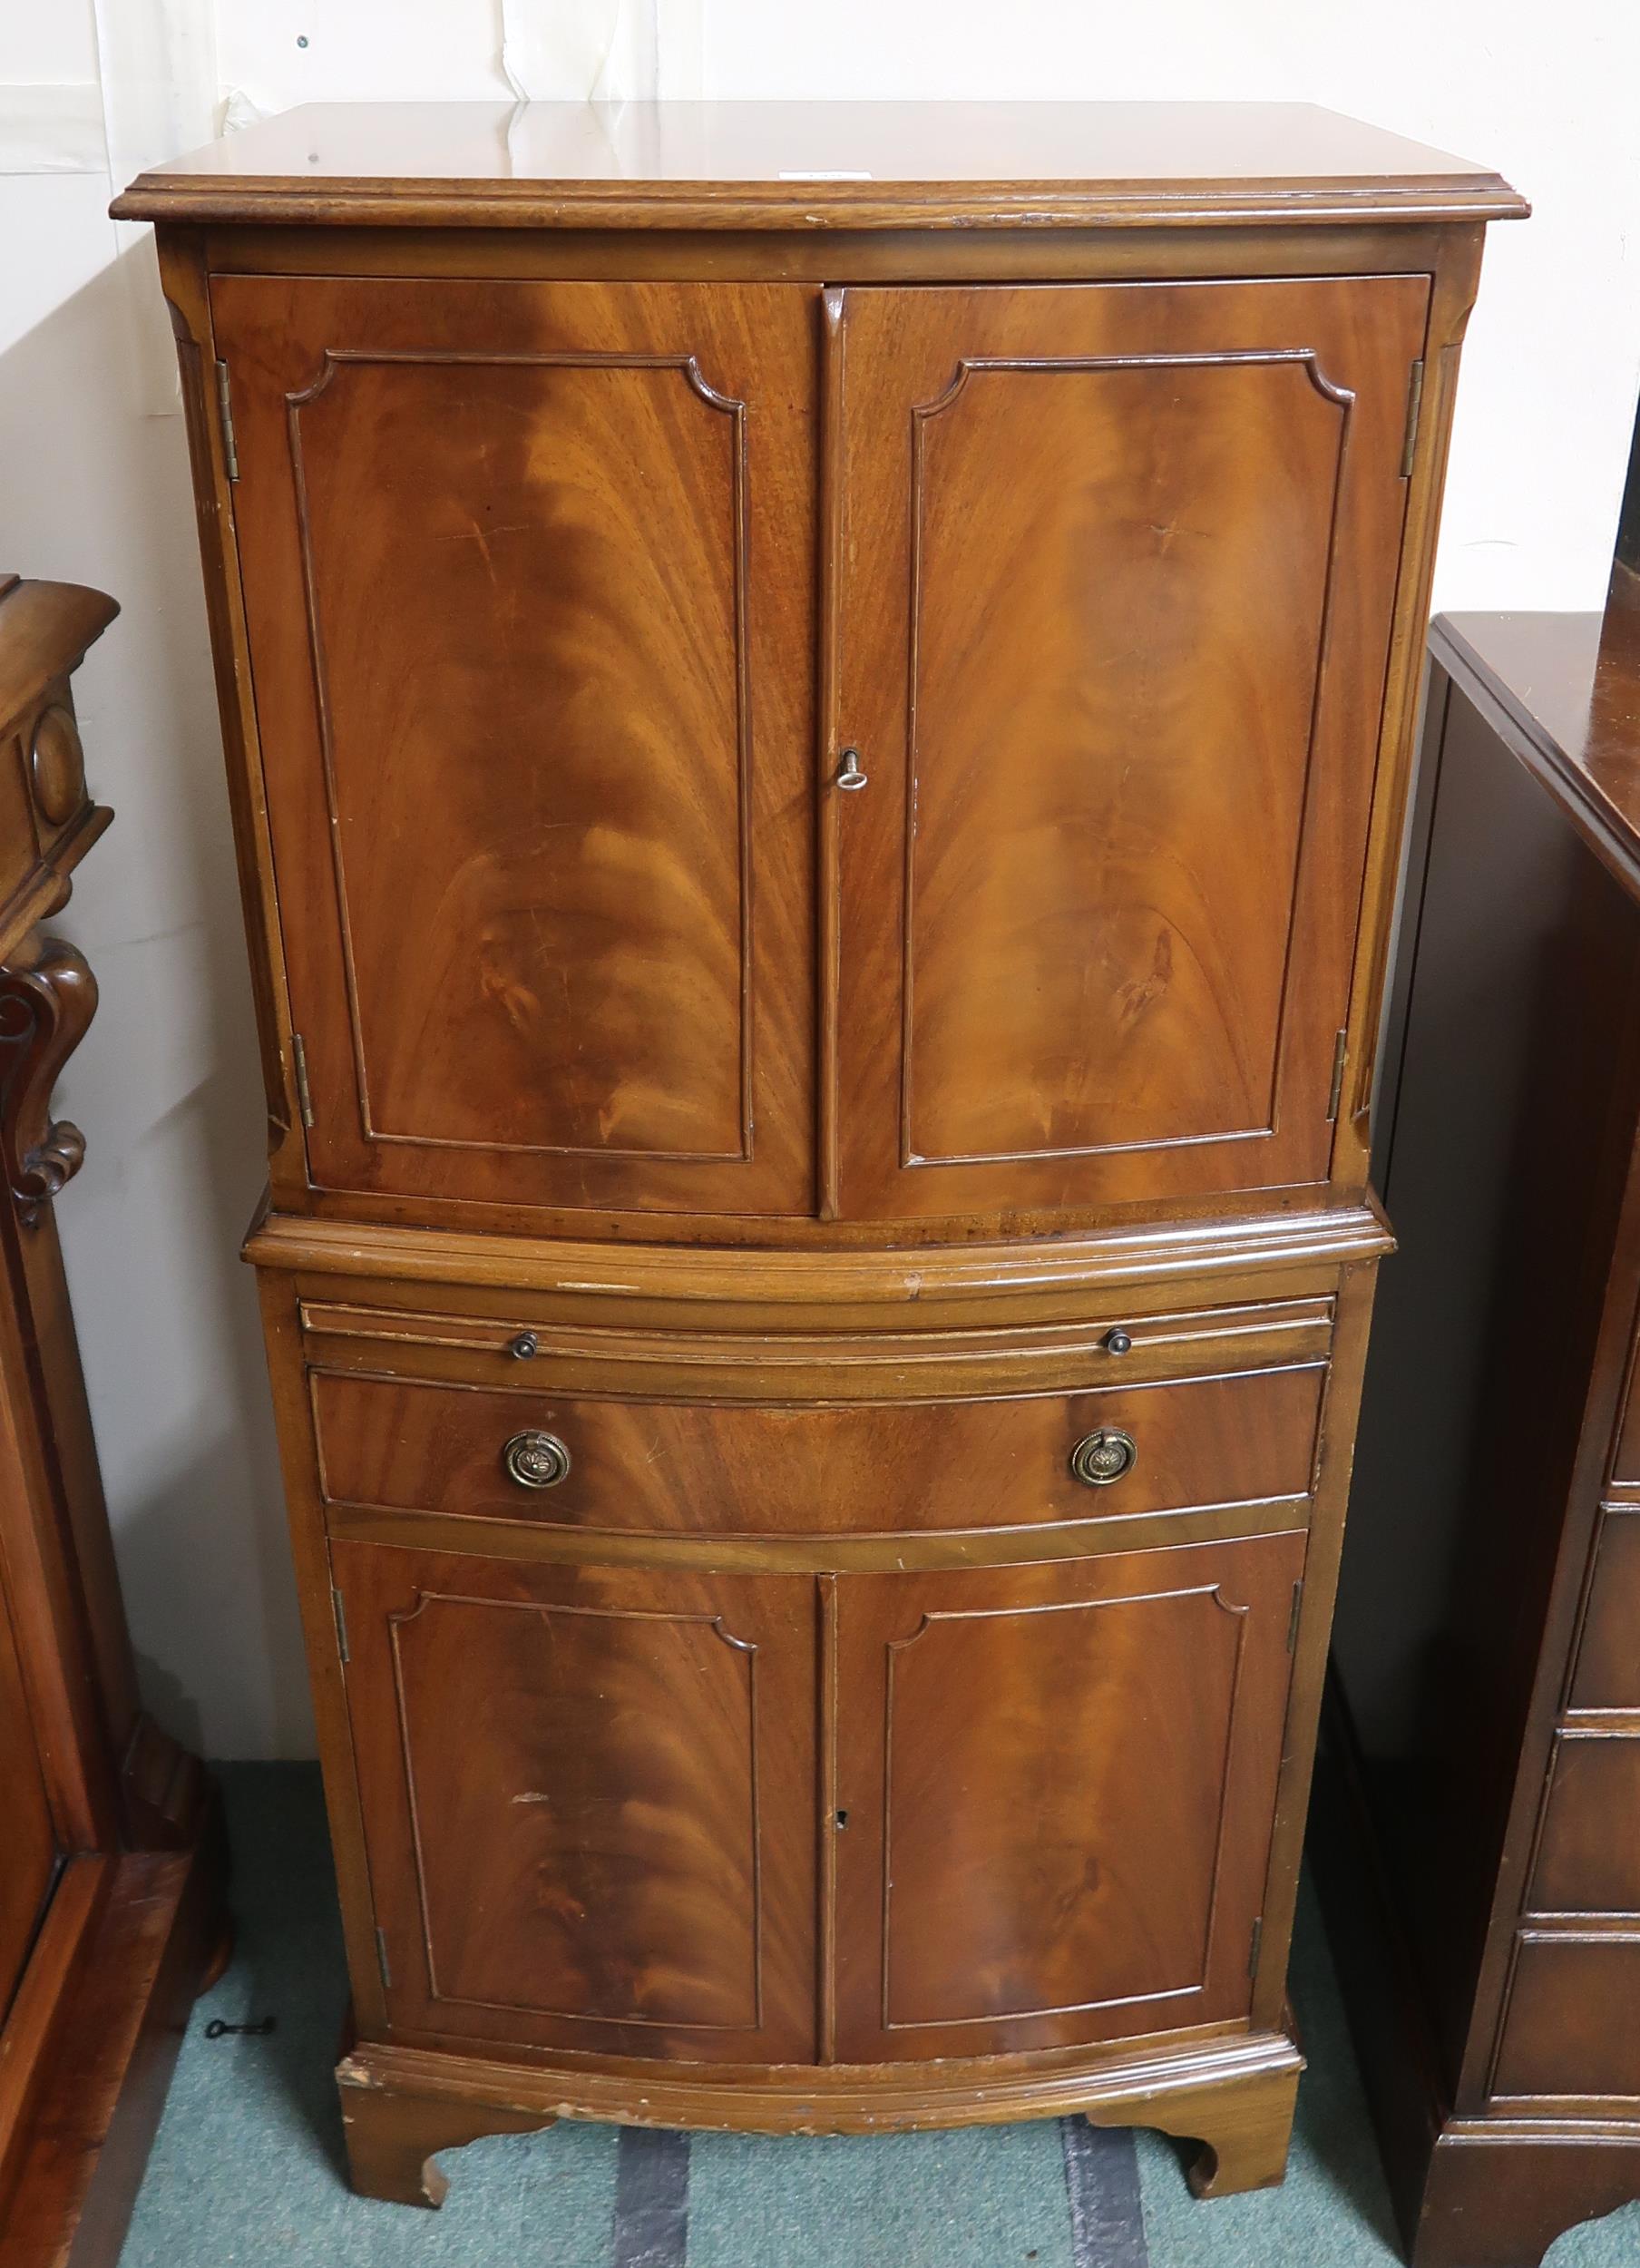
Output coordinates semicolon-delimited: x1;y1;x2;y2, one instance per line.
836;748;868;791
503;1431;572;1490
1069;1427;1137;1487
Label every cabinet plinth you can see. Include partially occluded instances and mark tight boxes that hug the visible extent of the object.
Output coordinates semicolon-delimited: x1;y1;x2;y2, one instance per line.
126;99;1522;2208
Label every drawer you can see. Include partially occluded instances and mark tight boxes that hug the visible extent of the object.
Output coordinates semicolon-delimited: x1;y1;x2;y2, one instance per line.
310;1362;1326;1538
1493;1932;1640;2100
1611;1336;1640;1482
1568;1508;1640;1711
1529;1734;1640;1915
298;1289;1334;1402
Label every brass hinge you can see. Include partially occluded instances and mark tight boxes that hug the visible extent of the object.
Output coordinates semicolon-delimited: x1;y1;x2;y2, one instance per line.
291;1031;315;1129
376;1927;393;1991
1287;1579;1304;1655
1326;1029;1348;1122
1248;1915;1264;1980
215;358;239;482
1400;358;1425;479
330;1584;349;1665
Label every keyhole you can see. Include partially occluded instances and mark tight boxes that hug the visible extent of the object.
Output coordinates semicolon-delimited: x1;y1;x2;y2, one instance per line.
834;1809;849;1831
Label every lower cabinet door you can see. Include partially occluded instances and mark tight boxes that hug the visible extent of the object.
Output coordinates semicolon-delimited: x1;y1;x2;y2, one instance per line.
832;1533;1304;2061
331;1541;818;2061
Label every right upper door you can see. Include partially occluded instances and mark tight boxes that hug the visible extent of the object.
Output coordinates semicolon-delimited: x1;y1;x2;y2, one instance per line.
831;276;1430;1221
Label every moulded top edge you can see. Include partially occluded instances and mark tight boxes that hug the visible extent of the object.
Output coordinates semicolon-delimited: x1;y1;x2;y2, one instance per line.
111;101;1530;231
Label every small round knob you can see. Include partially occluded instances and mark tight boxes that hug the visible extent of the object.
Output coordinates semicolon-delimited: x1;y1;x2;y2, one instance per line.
1070;1427;1137;1488
503;1431;571;1490
1103;1327;1133;1355
508;1330;539;1361
30;704;86;826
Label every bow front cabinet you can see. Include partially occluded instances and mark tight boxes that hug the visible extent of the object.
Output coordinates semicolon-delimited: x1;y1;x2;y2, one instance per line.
116;101;1524;2211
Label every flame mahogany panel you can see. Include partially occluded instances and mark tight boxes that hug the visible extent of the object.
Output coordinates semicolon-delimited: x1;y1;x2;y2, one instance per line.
833;276;1428;1217
331;1540;818;2062
211;274;815;1218
832;1531;1303;2059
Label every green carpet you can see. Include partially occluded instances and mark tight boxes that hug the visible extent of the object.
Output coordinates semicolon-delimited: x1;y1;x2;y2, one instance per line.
118;1766;1640;2267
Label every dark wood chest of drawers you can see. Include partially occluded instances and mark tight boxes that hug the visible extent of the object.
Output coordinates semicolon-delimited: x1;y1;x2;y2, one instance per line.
1324;584;1640;2267
117;99;1522;2213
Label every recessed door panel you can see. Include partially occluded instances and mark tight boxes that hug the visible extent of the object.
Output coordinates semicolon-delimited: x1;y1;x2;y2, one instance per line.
213;276;815;1219
831;277;1429;1218
833;1533;1303;2058
332;1542;817;2061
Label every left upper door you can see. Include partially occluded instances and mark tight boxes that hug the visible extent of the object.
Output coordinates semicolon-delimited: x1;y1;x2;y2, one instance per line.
211;278;817;1220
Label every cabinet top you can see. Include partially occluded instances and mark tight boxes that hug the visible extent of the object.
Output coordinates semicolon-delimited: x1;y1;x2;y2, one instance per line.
112;101;1527;232
1432;572;1640;905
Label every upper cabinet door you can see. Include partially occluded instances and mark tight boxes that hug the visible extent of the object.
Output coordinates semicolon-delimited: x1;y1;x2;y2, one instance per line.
212;277;815;1220
829;277;1429;1221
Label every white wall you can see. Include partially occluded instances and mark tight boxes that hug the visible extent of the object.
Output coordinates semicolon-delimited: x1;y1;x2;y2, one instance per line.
1;1;1635;1758
698;0;1640;612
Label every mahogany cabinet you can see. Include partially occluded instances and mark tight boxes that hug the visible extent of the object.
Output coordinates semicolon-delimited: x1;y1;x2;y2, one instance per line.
1322;581;1640;2268
116;101;1524;2213
0;577;223;2263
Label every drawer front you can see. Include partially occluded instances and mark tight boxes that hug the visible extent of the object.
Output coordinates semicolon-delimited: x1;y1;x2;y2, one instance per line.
312;1362;1325;1538
1569;1508;1640;1711
1530;1735;1640;1916
1611;1339;1640;1482
299;1289;1333;1401
1493;1934;1640;2100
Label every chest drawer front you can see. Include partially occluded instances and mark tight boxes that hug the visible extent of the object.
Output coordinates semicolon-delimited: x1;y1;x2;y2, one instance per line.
1569;1507;1640;1711
1611;1344;1640;1482
311;1360;1324;1538
1529;1734;1640;1918
1493;1933;1640;2102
